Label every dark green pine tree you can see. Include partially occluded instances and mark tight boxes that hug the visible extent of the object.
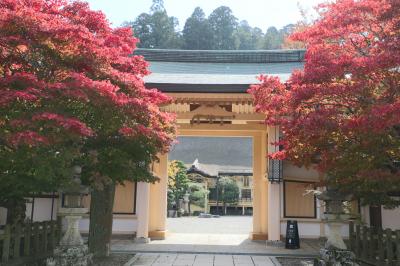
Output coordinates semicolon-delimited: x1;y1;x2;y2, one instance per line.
128;13;154;48
251;27;264;49
150;0;165;13
127;0;182;49
235;20;264;50
208;6;238;50
182;7;213;50
150;11;182;48
235;20;252;50
218;177;239;215
263;26;284;49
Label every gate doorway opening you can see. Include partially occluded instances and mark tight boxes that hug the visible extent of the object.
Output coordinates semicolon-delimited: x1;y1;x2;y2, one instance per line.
168;136;254;237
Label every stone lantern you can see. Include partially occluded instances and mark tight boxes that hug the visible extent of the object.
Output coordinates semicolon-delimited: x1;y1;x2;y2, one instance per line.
315;188;359;266
182;192;190;214
47;166;92;266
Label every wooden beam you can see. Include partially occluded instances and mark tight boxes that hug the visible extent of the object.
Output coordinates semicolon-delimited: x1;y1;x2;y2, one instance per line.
176;112;265;121
166;92;254;104
177;123;267;137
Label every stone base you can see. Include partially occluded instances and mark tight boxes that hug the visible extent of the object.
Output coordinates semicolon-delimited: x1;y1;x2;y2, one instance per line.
315;248;359;266
250;232;268;240
149;230;167;240
134;237;151;243
46;245;92;266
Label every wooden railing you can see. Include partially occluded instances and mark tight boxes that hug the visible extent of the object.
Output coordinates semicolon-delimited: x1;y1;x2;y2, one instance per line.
0;219;61;265
349;221;400;266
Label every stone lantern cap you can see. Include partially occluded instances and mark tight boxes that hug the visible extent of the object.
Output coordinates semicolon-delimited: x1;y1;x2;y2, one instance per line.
317;189;353;202
317;188;354;219
60;166;90;209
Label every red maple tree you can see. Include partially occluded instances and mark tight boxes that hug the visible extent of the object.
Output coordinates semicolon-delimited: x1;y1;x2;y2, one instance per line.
249;0;400;207
0;0;176;255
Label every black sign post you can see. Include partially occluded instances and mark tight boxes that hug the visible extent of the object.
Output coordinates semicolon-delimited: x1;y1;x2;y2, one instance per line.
285;220;300;249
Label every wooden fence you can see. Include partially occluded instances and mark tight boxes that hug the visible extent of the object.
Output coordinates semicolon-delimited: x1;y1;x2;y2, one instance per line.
0;219;61;265
349;221;400;266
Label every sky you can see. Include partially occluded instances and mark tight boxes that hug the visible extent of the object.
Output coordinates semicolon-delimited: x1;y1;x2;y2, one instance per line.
85;0;324;31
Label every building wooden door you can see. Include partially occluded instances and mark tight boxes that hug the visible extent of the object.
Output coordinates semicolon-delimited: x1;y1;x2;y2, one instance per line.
369;205;382;229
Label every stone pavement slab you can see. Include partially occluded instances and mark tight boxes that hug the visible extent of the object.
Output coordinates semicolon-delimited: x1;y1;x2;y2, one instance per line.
112;233;321;257
113;217;321;257
125;253;276;266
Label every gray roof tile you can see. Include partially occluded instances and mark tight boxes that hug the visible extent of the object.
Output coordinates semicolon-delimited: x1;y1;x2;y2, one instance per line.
135;49;305;63
145;61;302;84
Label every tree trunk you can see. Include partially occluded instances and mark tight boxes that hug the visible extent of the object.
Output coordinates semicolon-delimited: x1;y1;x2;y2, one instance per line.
88;182;115;258
5;199;26;225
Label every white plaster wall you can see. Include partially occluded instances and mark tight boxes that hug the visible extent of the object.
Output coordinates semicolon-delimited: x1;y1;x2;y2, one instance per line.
0;207;7;225
280;222;321;238
360;200;400;230
25;196;137;235
78;217;138;235
0;198;56;225
26;198;57;222
280;221;349;238
283;162;320;181
279;161;326;239
112;218;138;234
382;205;400;230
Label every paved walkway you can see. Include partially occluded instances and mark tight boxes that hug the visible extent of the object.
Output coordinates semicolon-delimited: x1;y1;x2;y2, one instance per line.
112;234;320;256
112;216;321;257
167;216;252;234
125;253;278;266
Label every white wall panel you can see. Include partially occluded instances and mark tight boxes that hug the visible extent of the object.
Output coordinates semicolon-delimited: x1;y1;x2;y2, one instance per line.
78;217;137;235
0;207;7;225
24;198;57;222
382;205;400;230
31;198;57;222
280;221;349;238
280;222;320;238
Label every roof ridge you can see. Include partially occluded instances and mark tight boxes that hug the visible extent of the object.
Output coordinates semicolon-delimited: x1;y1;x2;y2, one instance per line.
136;48;306;53
134;48;305;63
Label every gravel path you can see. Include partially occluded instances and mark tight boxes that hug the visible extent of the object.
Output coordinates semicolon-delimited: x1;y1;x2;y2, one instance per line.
92;253;133;266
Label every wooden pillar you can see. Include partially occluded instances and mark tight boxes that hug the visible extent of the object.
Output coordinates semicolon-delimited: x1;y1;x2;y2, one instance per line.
148;153;168;240
267;126;282;241
251;132;268;240
267;183;281;240
135;182;150;243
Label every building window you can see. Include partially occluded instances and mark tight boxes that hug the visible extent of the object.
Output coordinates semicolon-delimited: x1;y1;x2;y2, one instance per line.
284;180;316;218
80;181;137;215
241;189;251;200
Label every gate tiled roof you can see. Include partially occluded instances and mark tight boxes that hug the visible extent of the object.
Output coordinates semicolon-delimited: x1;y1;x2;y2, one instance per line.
135;49;305;63
135;49;305;92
